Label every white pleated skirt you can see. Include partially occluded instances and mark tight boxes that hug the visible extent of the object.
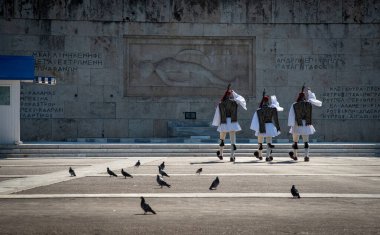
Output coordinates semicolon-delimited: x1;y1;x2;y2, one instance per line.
254;123;281;137
289;120;316;135
217;118;242;132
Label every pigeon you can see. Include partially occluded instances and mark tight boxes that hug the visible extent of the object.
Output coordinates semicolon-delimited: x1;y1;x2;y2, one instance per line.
156;175;171;188
159;161;165;170
196;168;202;175
107;167;117;177
291;185;301;198
121;168;133;178
69;167;76;177
140;196;156;214
158;166;170;177
209;176;220;190
135;160;141;168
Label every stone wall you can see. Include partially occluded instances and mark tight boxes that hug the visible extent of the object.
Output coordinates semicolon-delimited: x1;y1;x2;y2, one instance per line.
0;0;379;142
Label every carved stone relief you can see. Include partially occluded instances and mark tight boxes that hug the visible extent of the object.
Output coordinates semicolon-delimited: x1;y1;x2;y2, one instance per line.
124;36;255;97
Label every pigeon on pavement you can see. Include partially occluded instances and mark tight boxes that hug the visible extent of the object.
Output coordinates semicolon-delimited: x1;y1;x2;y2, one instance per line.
135;160;141;168
158;166;170;177
69;167;76;177
107;167;117;177
159;161;165;170
140;196;156;214
156;175;171;188
121;169;133;178
291;185;301;198
209;176;220;190
196;168;202;175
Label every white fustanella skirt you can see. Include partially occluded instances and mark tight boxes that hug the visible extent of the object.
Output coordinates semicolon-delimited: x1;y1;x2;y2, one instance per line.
217;118;242;132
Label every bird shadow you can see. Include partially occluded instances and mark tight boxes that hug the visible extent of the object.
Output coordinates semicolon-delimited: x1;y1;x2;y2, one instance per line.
134;213;155;216
190;161;226;165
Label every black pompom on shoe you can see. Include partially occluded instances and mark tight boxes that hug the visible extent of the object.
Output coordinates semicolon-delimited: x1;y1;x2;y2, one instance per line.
289;151;295;160
289;151;298;161
217;151;223;160
254;151;262;160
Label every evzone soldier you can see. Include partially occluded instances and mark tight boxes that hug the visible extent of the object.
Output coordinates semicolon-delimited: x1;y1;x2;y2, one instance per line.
212;84;247;162
250;90;283;161
288;85;322;162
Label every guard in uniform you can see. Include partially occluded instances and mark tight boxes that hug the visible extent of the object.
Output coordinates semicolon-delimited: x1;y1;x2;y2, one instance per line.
250;91;282;161
288;86;322;162
212;85;247;162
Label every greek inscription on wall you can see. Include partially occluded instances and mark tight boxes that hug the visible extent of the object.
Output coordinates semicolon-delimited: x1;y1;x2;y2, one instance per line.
20;85;64;119
33;51;104;73
276;55;345;70
322;86;380;119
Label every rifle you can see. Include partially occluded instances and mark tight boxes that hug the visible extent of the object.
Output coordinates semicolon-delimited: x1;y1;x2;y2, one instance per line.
227;83;231;92
259;89;266;108
301;83;306;93
221;84;232;101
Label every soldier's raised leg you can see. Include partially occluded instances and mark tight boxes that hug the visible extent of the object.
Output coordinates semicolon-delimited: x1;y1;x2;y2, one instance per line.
290;134;299;160
217;132;227;160
254;136;264;160
230;131;237;162
266;137;274;162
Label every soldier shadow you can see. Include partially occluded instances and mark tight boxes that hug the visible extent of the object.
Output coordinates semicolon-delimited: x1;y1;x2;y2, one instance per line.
268;160;298;164
234;160;298;164
233;161;263;164
190;161;227;165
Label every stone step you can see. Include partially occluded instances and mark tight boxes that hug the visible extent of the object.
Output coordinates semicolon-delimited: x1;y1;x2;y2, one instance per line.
0;152;378;158
1;143;379;149
0;143;379;158
0;147;378;154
